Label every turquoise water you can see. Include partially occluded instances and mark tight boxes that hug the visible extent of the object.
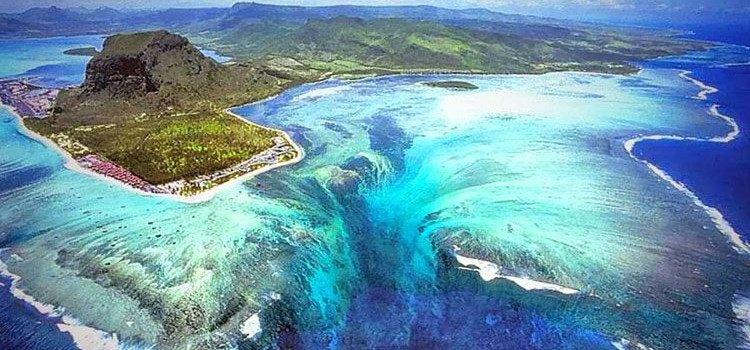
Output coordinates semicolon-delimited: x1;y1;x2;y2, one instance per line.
0;35;104;88
1;36;749;349
199;49;233;63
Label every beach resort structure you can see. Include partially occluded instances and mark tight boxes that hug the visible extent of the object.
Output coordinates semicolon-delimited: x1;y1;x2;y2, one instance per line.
77;155;159;192
155;136;297;195
0;79;58;118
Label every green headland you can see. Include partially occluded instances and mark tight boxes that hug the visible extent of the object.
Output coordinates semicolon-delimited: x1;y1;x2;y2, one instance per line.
62;46;99;56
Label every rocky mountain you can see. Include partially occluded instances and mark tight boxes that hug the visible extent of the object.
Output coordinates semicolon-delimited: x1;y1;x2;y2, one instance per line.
81;30;222;97
51;30;309;126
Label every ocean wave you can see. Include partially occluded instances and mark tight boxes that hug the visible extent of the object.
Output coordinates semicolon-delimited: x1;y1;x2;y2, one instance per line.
677;70;718;100
623;71;748;254
611;338;655;350
713;61;750;68
735;295;750;349
292;85;352;102
240;313;262;340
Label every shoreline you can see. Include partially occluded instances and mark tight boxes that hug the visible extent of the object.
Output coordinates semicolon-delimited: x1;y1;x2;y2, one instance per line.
623;70;749;254
5;100;305;204
678;69;719;100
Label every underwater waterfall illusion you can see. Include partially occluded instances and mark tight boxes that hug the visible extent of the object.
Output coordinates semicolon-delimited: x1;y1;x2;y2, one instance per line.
1;36;750;349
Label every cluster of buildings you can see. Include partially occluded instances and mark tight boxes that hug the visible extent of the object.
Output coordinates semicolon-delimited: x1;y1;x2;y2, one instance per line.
77;155;163;193
0;79;58;118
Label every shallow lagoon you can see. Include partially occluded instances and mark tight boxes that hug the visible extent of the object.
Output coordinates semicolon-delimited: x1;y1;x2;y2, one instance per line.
1;36;749;349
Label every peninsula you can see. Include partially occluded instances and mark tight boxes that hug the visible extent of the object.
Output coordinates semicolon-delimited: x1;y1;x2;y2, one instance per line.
20;30;316;197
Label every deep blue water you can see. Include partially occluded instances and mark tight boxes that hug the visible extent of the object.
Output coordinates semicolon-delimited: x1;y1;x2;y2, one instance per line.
0;274;78;350
634;27;750;240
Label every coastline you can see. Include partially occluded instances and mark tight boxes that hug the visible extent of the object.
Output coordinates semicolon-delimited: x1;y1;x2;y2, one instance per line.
623;70;749;254
678;70;719;100
5;101;305;204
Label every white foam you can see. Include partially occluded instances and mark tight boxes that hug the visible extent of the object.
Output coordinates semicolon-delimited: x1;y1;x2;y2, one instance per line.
715;61;750;68
499;275;579;295
623;71;749;254
612;338;655;350
453;246;579;295
292;85;351;102
734;295;750;349
0;259;119;350
678;70;718;100
453;249;501;282
240;313;262;340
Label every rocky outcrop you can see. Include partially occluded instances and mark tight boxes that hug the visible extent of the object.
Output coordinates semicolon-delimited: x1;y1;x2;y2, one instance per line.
47;30;318;128
81;30;222;99
51;30;263;125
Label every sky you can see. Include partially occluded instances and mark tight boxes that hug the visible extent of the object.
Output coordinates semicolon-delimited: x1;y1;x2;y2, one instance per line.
2;0;749;25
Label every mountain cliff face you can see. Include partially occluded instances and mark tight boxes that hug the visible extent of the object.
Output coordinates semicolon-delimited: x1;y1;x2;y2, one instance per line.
82;30;222;98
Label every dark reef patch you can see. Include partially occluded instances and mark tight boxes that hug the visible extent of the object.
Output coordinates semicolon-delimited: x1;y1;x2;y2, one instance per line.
366;114;413;173
322;121;353;138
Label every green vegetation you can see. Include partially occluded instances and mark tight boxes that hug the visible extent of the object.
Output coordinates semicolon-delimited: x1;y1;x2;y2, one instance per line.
46;112;277;184
194;17;710;75
18;8;712;189
423;81;479;90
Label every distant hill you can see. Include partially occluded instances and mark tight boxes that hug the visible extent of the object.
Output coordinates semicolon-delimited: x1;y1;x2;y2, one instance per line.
196;16;708;75
214;17;543;73
223;2;548;26
19;6;88;22
0;2;649;39
1;3;706;76
0;16;38;33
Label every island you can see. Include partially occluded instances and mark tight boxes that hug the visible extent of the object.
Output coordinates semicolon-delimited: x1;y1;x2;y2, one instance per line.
19;30;317;198
62;46;98;56
422;81;479;90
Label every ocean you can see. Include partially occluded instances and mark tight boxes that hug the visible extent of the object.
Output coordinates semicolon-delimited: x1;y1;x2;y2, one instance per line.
0;28;749;350
633;26;750;242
